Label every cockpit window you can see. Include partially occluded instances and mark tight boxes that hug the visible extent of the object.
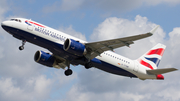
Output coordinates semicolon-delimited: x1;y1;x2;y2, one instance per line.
10;19;21;22
10;19;15;21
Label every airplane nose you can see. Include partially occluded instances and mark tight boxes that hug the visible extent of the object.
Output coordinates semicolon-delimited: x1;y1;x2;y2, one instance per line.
1;21;7;25
1;21;7;28
1;21;6;30
1;21;12;26
1;21;11;31
1;21;5;27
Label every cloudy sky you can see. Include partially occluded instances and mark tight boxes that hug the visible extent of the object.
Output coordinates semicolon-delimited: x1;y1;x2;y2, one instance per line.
0;0;180;101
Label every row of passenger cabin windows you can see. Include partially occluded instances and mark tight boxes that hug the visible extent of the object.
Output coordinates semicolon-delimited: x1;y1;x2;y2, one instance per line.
38;27;55;35
10;19;21;22
37;27;66;40
103;52;130;64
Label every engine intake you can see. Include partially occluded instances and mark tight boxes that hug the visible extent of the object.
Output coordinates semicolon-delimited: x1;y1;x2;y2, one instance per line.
34;50;55;67
63;38;87;56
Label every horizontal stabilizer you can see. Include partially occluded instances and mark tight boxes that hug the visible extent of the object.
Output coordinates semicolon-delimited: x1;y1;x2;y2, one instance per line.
147;68;178;75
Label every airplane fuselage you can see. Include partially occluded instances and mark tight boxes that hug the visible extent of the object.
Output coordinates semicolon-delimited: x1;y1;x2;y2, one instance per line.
1;18;168;80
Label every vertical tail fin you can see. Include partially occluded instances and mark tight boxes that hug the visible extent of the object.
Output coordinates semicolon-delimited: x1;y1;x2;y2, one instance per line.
137;43;166;70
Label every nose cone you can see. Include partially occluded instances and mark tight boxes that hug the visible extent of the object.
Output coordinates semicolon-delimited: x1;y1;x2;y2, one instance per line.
1;21;7;26
1;21;5;28
1;21;9;26
1;22;6;31
1;21;11;31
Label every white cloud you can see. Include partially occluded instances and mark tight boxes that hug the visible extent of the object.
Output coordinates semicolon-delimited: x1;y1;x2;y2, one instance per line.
0;34;52;100
58;25;86;41
33;75;52;98
90;15;165;59
0;67;77;101
90;15;162;41
169;27;180;48
0;76;51;101
119;92;146;101
60;84;150;101
0;73;75;101
157;85;180;101
0;78;29;101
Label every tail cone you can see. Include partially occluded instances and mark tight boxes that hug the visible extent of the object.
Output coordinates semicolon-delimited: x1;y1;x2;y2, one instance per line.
156;74;164;80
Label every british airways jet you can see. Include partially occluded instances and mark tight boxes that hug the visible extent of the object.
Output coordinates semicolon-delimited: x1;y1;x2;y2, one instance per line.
1;18;177;80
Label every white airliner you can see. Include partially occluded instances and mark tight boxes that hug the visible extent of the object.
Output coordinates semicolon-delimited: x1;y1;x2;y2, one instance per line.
1;18;177;80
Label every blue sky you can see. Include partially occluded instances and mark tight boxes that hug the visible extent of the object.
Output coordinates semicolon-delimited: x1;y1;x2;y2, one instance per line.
6;0;180;37
1;0;180;101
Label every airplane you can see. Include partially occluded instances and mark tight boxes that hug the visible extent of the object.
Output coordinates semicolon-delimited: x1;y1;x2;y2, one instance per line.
1;18;177;80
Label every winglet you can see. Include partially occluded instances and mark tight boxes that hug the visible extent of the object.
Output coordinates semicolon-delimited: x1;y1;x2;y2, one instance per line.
149;25;160;34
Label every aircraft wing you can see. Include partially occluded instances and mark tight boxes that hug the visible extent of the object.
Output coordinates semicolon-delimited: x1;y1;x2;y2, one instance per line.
85;25;159;59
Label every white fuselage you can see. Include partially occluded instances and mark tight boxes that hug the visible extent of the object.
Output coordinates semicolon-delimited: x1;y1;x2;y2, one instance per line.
1;18;159;80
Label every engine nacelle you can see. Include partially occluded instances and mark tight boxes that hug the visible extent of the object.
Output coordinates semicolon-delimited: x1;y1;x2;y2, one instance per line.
34;50;55;67
63;38;87;56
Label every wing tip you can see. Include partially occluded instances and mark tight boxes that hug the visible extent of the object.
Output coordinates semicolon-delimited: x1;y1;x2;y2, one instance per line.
149;25;160;34
172;68;178;71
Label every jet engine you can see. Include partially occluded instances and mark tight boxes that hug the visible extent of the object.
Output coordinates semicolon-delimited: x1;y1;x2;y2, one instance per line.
63;38;87;56
34;50;55;67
